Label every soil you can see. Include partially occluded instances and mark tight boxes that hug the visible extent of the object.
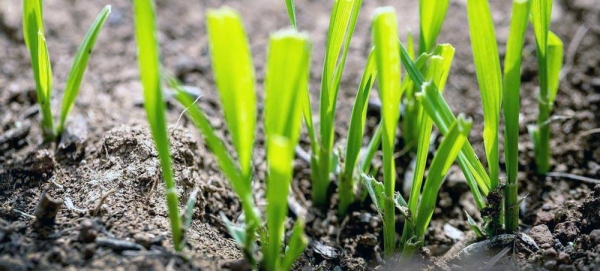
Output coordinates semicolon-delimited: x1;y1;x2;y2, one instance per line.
1;0;599;270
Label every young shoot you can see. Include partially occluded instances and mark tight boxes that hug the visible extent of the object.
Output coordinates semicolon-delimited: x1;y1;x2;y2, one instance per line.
23;0;111;140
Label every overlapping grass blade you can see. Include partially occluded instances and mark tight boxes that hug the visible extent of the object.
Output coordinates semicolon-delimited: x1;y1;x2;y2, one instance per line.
419;0;450;53
413;114;472;247
503;0;531;233
23;0;54;139
466;0;503;189
311;0;363;207
372;7;401;256
403;45;454;246
401;45;489;209
207;7;257;182
132;0;182;250
58;5;111;134
339;48;376;216
280;219;308;271
547;32;563;105
263;29;310;271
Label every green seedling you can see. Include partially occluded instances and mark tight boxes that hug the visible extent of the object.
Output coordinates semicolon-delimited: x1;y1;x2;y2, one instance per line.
23;0;111;140
174;8;309;269
530;0;564;174
131;0;182;250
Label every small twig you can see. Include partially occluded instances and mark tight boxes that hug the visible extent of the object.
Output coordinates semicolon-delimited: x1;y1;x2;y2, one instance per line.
561;24;589;80
171;93;202;137
547;172;600;185
12;208;36;220
576;128;600;141
93;188;117;216
295;146;311;164
483;246;511;270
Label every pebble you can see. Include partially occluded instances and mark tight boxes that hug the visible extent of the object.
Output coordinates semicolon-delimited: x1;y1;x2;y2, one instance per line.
529;224;554;246
79;219;97;243
544;247;558;258
557;252;570;264
589;229;600;245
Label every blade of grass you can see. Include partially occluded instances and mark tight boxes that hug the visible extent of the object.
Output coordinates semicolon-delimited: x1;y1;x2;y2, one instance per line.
411;114;472;254
547;31;563;105
372;7;402;256
531;0;552;173
503;0;531;234
284;0;297;29
57;5;111;134
401;45;489;209
312;0;363;207
419;0;450;53
23;0;54;139
263;29;310;270
466;0;503;190
339;48;376;216
132;0;182;250
207;7;257;182
280;219;308;271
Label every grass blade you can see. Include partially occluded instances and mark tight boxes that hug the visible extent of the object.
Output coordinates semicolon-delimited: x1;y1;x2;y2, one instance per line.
207;7;256;182
57;5;111;134
372;7;401;256
281;219;308;271
263;29;310;270
284;0;297;29
503;0;531;233
339;48;376;216
23;0;54;139
414;114;472;244
132;0;182;250
547;32;563;106
466;0;503;189
419;0;450;53
401;45;489;209
312;0;363;207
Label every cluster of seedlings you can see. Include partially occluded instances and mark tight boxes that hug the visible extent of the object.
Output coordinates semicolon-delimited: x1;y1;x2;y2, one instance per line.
22;0;564;269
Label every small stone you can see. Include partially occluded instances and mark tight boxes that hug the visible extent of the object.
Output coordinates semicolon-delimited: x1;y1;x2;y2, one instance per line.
134;232;153;249
543;247;558;258
557;252;570;264
83;244;96;260
79;219;97;243
554;222;579;243
544;260;558;270
529;224;554;246
589;229;600;245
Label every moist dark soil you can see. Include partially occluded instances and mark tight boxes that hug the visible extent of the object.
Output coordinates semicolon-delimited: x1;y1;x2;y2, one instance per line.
1;0;599;270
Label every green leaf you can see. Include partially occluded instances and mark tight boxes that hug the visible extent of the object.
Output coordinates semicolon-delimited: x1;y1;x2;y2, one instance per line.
401;44;489;209
466;0;503;188
339;48;376;215
23;0;54;139
284;0;297;29
414;114;472;241
132;0;182;251
503;0;531;234
547;31;563;104
360;172;386;219
419;0;450;53
372;6;401;256
58;5;111;134
207;7;256;181
312;0;364;207
263;29;310;271
281;219;308;271
465;211;485;238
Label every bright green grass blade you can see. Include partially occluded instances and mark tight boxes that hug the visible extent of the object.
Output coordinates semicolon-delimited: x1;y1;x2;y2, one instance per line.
264;136;294;271
339;48;376;216
132;0;182;251
207;8;256;182
312;0;364;207
466;0;503;189
547;31;563;104
280;219;308;271
419;0;450;53
23;0;54;139
360;172;386;218
372;7;401;256
408;45;454;217
284;0;297;29
57;5;111;134
502;0;531;234
36;31;54;138
400;45;488;209
263;30;310;270
265;29;310;149
414;114;472;243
